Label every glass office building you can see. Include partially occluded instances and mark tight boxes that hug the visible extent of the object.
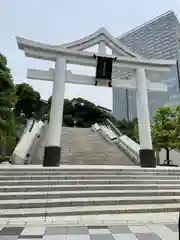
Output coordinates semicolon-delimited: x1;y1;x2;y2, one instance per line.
113;11;180;120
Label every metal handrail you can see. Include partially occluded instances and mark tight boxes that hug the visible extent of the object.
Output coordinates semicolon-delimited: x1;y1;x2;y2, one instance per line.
99;122;139;164
106;118;122;136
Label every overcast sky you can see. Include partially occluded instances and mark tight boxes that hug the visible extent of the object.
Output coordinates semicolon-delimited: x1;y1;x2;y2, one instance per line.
1;0;180;109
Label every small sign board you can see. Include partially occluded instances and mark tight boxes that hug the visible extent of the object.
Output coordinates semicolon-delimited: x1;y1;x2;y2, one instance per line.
95;56;113;87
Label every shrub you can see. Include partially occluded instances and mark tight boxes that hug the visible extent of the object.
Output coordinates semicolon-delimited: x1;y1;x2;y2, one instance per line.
0;155;10;163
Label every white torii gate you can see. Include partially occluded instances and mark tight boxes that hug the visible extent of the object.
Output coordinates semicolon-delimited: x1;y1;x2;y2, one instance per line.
16;27;175;168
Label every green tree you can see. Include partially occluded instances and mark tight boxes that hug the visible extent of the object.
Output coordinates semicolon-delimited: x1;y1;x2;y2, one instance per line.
0;54;14;91
0;128;17;156
14;83;41;119
115;118;137;141
0;93;14;131
63;99;74;115
152;106;180;165
46;97;106;127
70;98;106;127
0;53;15;133
63;115;74;127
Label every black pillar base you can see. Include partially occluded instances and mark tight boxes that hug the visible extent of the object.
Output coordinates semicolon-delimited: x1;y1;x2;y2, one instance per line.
43;146;61;167
178;212;180;240
139;149;156;168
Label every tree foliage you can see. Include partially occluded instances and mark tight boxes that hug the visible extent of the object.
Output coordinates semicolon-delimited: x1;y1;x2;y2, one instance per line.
70;98;106;127
49;96;138;134
0;54;14;92
47;97;106;127
135;106;180;165
107;114;137;141
116;118;137;141
0;53;18;158
14;83;41;119
0;55;43;158
48;97;138;135
0;53;15;133
152;106;180;164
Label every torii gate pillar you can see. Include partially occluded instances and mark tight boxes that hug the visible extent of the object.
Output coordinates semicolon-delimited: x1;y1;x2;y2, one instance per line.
43;57;66;166
136;68;155;167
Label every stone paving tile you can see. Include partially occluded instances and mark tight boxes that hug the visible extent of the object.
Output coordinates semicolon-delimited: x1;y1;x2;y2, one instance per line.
165;223;178;232
146;224;178;240
43;236;66;240
113;234;138;240
19;239;42;240
135;233;163;239
0;227;24;235
88;227;111;235
21;226;45;236
90;234;114;240
18;236;43;239
0;236;19;240
109;225;132;234
66;226;88;234
0;223;178;239
66;235;90;240
44;226;67;235
129;225;151;233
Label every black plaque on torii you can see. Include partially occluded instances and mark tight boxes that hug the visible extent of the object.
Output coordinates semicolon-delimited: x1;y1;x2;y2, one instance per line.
94;55;116;87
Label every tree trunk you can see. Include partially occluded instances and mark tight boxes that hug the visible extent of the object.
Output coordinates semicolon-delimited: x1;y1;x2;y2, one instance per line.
166;149;170;165
1;133;7;156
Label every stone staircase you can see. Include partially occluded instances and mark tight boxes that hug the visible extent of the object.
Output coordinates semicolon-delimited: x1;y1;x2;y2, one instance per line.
0;166;180;218
60;127;133;165
30;126;134;165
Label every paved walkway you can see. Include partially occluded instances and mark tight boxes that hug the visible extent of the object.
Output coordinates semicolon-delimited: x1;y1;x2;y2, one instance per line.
0;213;179;239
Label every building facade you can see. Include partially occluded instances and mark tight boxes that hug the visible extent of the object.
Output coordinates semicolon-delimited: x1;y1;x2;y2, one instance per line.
113;11;180;120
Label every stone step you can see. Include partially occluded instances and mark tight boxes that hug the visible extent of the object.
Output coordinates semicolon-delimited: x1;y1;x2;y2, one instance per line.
0;189;180;200
1;167;180;173
58;161;138;165
1;195;180;209
1;165;180;219
1;166;179;172
1;203;180;218
61;142;111;145
1;169;180;175
1;178;180;185
0;174;180;181
1;184;180;192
